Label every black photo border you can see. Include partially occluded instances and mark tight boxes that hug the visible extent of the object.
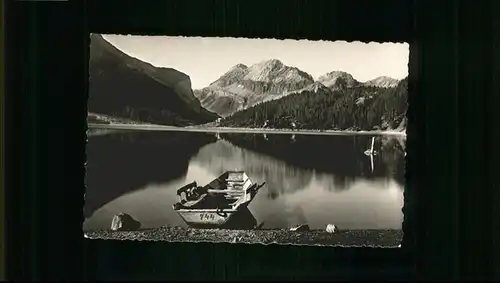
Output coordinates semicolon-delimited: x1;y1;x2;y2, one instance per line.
4;0;498;280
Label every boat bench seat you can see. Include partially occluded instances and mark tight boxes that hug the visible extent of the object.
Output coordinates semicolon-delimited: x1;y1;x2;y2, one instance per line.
226;179;245;185
225;191;244;196
226;179;245;188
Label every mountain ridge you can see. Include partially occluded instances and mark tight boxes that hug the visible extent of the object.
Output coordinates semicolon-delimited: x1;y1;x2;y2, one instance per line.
194;59;403;117
194;59;315;117
89;34;219;126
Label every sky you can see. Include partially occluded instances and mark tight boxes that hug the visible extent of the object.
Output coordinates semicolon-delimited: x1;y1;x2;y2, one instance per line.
103;34;409;90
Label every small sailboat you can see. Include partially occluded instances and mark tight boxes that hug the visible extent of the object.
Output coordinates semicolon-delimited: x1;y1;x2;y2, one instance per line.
364;137;377;173
364;137;378;156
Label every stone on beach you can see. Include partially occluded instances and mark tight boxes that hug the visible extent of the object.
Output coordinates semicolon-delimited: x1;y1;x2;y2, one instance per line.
325;224;337;233
111;213;141;231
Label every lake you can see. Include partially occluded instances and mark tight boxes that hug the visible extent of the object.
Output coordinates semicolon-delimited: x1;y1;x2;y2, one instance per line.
83;130;405;231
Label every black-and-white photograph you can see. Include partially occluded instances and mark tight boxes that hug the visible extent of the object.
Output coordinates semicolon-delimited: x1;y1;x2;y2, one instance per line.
84;34;408;247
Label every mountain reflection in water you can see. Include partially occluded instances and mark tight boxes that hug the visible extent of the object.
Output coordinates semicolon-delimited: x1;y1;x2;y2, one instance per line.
84;131;405;231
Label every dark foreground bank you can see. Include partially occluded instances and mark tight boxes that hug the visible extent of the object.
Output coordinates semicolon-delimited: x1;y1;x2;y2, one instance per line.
84;226;403;247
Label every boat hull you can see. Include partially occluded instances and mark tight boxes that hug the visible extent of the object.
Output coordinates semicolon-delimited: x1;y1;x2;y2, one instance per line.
175;209;238;227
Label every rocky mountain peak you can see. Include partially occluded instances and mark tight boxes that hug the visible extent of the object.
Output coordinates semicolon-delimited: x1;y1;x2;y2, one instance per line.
232;63;248;70
241;59;314;85
194;59;315;117
209;64;250;87
260;59;284;68
317;71;359;89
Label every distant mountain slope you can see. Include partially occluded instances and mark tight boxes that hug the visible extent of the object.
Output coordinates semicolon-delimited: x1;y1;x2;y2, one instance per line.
88;34;219;126
317;71;360;90
193;59;315;117
363;76;399;88
219;77;408;131
317;72;399;89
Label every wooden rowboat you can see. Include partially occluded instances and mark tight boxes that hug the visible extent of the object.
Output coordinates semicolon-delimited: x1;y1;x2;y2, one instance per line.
172;171;265;228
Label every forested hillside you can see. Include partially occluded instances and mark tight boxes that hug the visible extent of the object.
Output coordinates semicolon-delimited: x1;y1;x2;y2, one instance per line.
219;77;408;131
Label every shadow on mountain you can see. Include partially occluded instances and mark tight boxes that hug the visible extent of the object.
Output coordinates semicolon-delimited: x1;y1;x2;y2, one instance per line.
219;133;406;187
89;34;218;126
85;131;216;218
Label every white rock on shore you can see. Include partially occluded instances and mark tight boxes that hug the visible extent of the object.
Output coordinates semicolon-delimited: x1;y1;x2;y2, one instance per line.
111;213;141;231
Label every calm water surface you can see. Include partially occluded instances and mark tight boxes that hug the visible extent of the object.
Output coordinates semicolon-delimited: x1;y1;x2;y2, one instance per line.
83;130;405;231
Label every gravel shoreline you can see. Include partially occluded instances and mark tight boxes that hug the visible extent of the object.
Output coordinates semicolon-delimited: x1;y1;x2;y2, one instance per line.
84;226;403;247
